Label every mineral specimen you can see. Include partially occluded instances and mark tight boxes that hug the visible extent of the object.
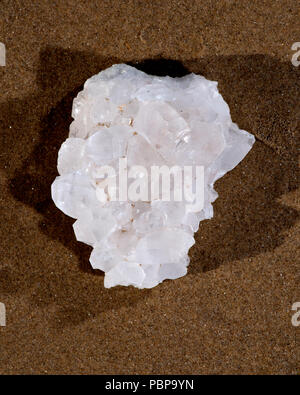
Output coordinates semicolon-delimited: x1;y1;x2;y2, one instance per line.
51;64;255;288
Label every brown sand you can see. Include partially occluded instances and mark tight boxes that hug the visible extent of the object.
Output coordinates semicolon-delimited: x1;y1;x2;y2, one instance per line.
0;0;299;374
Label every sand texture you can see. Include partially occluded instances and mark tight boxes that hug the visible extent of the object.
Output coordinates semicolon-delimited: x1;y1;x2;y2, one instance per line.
0;0;299;374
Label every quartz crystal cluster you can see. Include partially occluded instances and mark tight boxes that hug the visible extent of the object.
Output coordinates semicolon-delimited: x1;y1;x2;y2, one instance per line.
51;64;255;288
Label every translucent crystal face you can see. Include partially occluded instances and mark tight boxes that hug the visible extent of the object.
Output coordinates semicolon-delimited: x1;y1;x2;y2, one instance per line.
51;64;255;288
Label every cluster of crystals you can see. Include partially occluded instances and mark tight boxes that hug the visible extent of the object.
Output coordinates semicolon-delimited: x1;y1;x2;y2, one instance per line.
51;64;255;288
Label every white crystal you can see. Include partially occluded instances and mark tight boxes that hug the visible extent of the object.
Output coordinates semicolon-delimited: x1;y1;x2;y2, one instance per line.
51;63;255;288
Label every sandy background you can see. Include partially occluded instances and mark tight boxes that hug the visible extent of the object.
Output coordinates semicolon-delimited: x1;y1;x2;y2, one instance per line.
0;0;299;374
